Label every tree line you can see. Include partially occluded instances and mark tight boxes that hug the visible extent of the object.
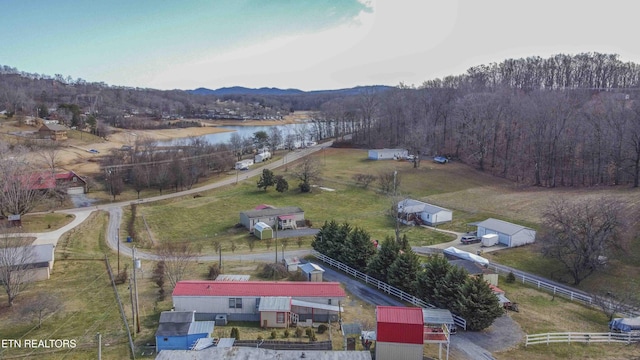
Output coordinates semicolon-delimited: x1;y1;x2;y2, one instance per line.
312;220;502;331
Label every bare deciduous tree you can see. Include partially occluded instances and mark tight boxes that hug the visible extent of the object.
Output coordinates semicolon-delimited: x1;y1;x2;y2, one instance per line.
156;242;201;289
0;150;43;217
20;292;63;328
540;198;626;285
592;285;640;322
293;157;322;193
0;230;35;306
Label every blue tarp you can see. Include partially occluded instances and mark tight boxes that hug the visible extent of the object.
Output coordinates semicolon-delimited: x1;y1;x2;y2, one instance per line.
609;317;640;332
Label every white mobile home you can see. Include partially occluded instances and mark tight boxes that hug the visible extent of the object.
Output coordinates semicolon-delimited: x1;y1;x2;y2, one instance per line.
368;148;408;160
397;199;453;226
254;151;271;163
475;218;536;247
172;281;346;324
239;206;305;232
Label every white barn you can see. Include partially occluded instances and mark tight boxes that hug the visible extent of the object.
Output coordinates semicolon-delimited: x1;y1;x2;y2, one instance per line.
475;218;536;248
368;148;407;160
397;199;453;226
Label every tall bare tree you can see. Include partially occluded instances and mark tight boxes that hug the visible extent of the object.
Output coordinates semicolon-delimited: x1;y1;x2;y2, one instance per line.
0;149;43;217
156;242;201;289
540;198;626;285
20;292;63;328
293;157;321;192
0;230;35;306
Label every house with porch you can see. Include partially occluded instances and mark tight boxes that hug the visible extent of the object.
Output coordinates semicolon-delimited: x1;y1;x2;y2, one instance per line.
239;206;305;232
172;280;345;326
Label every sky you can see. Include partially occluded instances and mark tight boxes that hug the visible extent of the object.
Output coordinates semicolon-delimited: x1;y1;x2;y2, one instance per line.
2;0;640;91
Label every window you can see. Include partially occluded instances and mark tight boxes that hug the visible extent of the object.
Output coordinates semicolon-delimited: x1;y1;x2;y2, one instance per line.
328;299;332;305
229;298;243;309
277;312;285;323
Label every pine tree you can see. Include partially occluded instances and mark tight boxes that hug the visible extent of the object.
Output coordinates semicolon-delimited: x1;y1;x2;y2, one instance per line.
459;276;503;331
343;226;376;271
366;236;400;282
275;175;289;193
416;255;451;303
434;265;467;313
387;248;421;294
257;169;275;191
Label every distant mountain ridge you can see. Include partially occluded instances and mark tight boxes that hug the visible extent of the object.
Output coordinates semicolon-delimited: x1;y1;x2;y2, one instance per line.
188;85;393;96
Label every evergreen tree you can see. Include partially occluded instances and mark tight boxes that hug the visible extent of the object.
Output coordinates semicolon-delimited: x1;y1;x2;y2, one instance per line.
275;175;289;193
434;265;468;313
459;276;503;331
343;227;376;272
415;255;451;303
257;169;275;191
366;236;400;282
387;248;421;294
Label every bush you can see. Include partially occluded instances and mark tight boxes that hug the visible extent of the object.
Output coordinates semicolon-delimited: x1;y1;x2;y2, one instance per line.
270;330;277;339
305;327;313;337
257;335;263;340
230;327;240;340
506;271;516;284
288;270;307;281
284;329;290;338
114;264;129;285
308;329;317;342
317;324;328;334
207;263;220;280
295;327;304;338
258;263;289;280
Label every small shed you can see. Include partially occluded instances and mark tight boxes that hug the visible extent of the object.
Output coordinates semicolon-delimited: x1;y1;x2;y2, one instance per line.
253;222;272;240
376;306;424;360
155;311;215;353
475;218;536;247
368;148;408;160
283;257;302;271
299;262;324;282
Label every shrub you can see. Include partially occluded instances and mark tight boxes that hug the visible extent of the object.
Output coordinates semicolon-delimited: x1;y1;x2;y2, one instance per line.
305;327;313;337
317;324;328;334
308;329;317;342
257;335;263;340
506;271;516;284
230;327;240;340
270;330;277;339
284;329;290;338
295;327;304;338
288;270;307;282
258;263;289;280
207;263;220;280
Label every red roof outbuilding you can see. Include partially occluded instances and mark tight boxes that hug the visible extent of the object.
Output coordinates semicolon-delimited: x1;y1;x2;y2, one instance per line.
376;306;424;344
172;281;346;298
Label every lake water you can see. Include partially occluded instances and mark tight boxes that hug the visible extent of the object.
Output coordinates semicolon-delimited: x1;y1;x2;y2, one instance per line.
157;123;313;146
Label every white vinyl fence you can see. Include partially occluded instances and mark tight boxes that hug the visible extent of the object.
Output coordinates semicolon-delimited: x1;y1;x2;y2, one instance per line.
486;263;639;318
526;332;640;346
311;250;467;330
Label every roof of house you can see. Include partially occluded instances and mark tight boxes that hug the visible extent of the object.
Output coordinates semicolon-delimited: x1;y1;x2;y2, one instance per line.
258;296;291;312
241;206;304;218
399;199;451;214
476;218;532;235
299;262;324;274
39;123;67;131
0;244;54;267
55;171;86;183
376;306;423;325
159;311;195;324
215;274;250;281
173;281;346;298
291;299;343;312
448;259;486;275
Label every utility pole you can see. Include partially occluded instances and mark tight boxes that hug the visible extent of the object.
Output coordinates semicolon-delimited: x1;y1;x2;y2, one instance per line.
129;277;135;333
275;224;278;264
117;227;120;273
97;333;101;360
133;246;140;333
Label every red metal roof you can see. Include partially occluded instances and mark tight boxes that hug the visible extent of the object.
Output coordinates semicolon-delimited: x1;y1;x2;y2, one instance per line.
278;214;295;220
173;281;346;298
376;306;424;344
377;306;423;324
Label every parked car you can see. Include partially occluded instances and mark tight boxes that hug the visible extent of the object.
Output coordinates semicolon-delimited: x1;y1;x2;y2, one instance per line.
460;235;480;244
88;149;99;154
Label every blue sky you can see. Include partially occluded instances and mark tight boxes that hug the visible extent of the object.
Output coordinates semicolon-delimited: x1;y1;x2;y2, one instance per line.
2;0;639;91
